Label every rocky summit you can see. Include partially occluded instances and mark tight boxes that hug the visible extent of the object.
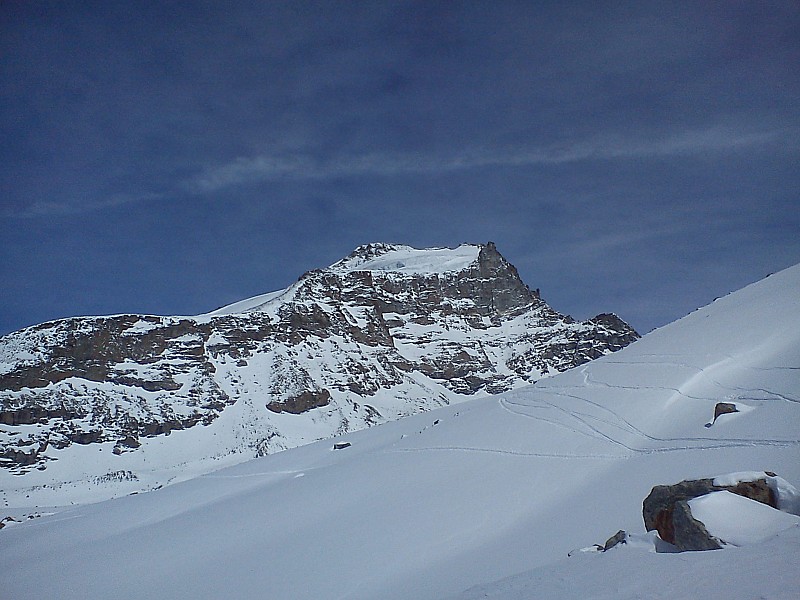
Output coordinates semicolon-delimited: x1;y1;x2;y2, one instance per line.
0;242;638;502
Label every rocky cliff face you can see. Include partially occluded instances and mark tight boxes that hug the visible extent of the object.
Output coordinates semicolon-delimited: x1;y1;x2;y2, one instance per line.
0;242;638;501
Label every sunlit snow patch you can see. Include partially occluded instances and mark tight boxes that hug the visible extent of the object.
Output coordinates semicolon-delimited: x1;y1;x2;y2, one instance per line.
688;490;800;546
330;244;480;274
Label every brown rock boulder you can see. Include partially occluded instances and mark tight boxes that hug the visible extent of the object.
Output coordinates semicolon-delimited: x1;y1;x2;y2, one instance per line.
670;501;723;551
643;473;778;550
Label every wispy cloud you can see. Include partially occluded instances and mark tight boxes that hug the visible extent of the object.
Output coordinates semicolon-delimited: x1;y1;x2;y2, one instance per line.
4;192;165;219
5;125;791;217
189;125;793;193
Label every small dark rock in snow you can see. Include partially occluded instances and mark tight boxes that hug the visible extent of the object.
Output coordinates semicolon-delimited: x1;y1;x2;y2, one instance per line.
706;402;739;426
0;515;21;530
713;402;738;420
602;530;628;551
333;442;351;450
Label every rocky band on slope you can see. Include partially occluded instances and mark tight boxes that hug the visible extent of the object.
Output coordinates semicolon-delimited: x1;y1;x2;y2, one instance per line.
0;242;638;484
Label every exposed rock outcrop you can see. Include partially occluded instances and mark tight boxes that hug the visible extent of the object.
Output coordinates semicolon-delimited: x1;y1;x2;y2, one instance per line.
267;389;332;414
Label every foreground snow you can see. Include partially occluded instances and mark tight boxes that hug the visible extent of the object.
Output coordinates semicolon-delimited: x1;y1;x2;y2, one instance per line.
1;264;798;599
454;526;800;600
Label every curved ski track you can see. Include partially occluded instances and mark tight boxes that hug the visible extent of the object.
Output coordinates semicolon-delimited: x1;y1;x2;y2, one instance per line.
392;360;799;461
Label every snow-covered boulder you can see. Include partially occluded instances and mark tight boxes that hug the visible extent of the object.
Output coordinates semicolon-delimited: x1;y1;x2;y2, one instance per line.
642;471;799;551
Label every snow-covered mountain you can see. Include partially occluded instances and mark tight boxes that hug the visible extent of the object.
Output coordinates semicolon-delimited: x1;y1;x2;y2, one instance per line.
1;262;797;600
0;242;637;503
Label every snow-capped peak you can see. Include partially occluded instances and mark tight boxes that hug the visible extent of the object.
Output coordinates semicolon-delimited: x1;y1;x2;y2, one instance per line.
328;243;481;275
205;243;485;316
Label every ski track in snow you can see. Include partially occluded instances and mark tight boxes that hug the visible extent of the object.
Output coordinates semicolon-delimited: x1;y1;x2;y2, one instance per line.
388;446;623;460
388;437;798;461
579;369;718;401
507;390;799;448
707;381;800;404
497;385;799;456
497;396;638;453
202;469;310;480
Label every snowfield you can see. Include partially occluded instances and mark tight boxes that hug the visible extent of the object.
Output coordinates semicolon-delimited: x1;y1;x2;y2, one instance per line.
1;264;798;599
329;242;481;274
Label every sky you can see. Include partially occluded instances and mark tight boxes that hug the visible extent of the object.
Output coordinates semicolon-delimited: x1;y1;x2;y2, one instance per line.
1;0;798;336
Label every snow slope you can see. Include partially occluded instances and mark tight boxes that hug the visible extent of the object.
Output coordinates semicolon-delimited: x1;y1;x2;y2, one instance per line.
1;264;798;599
453;526;800;600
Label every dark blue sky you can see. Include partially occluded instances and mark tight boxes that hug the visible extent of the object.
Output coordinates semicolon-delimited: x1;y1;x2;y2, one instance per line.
2;1;798;336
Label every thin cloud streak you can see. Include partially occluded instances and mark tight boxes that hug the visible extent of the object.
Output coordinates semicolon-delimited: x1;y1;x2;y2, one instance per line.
4;125;790;218
191;126;791;193
4;192;165;219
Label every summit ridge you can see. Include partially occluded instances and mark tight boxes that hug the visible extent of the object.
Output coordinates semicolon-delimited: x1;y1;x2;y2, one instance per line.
327;242;481;275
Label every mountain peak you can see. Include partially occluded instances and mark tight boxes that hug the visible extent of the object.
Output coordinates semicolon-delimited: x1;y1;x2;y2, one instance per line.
0;240;640;502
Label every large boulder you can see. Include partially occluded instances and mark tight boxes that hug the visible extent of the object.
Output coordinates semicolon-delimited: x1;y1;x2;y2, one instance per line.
643;472;778;550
